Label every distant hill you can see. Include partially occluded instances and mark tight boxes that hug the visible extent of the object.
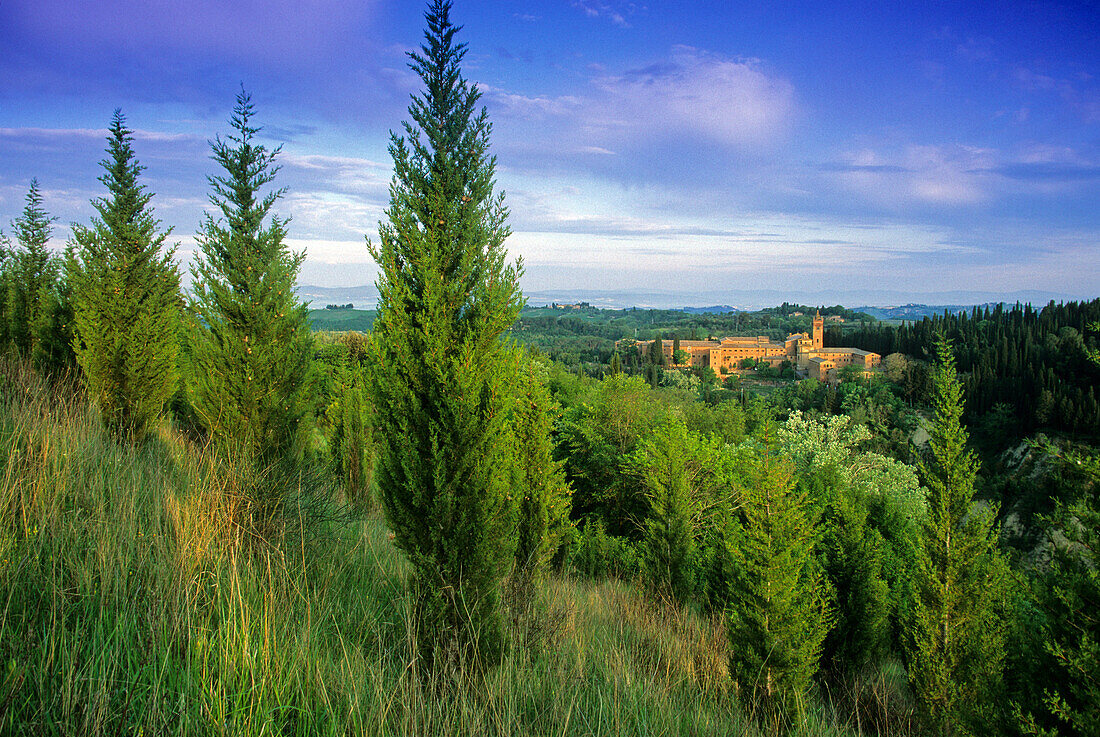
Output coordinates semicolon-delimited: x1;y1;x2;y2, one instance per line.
853;303;1004;321
307;307;376;332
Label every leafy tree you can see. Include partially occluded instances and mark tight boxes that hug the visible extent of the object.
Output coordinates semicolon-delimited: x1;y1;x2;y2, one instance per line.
723;426;833;719
558;373;661;536
188;90;313;469
366;0;524;669
906;333;1011;735
8;179;59;357
68;111;181;441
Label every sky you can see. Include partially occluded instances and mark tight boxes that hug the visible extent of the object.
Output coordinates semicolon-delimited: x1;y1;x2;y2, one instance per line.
0;0;1098;306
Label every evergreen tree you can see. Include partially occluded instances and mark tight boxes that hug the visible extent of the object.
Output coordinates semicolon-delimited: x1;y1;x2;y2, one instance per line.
609;351;622;376
367;0;524;668
0;231;12;346
32;243;76;373
627;420;728;601
188;90;312;469
906;332;1011;736
508;359;571;605
68;112;181;440
723;426;833;719
8;179;59;357
337;377;372;506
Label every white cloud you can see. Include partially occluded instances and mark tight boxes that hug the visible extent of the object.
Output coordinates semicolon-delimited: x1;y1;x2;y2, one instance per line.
589;46;796;148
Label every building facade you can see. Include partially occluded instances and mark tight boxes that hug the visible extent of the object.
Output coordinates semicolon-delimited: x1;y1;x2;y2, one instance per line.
639;311;880;381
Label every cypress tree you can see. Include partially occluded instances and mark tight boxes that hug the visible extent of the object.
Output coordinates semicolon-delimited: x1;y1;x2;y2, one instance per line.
508;360;571;606
906;332;1010;736
188;90;312;469
367;0;524;668
69;111;181;441
8;179;59;357
724;426;832;719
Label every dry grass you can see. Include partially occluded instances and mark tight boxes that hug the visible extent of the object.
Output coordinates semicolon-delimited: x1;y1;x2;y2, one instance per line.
0;357;860;736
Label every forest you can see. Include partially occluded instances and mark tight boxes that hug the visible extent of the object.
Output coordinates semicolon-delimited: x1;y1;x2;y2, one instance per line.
2;2;1099;736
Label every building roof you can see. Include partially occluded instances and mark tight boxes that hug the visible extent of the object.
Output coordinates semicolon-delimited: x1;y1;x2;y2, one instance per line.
813;348;877;357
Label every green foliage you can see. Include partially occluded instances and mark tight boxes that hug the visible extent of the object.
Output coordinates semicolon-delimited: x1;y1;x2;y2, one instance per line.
626;420;730;600
569;517;642;581
188;90;313;469
558;373;662;536
337;376;372;505
68;111;181;441
508;358;572;602
1016;445;1100;737
906;333;1012;735
0;357;751;737
721;427;833;719
7;179;60;360
367;0;524;669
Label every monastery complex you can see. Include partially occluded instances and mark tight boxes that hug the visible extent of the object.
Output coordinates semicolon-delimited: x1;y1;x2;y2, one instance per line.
639;311;880;381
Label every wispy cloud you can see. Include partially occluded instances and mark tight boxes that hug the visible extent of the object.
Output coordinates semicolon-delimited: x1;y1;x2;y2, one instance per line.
571;1;638;28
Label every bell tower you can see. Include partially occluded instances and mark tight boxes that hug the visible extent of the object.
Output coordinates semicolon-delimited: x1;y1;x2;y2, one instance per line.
812;310;823;351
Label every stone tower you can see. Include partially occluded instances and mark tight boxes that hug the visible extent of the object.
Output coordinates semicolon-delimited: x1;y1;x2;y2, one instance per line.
813;310;823;350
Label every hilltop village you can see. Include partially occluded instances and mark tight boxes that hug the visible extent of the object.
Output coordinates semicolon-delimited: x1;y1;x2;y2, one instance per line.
638;310;880;381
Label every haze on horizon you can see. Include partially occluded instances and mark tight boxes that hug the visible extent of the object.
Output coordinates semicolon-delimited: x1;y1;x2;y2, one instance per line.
1;0;1097;306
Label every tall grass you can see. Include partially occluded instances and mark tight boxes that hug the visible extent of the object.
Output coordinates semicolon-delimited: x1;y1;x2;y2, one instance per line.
0;357;853;735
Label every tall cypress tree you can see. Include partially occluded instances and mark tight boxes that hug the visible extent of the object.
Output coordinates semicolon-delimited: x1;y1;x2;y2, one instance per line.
69;111;181;441
367;0;524;668
724;425;832;720
906;332;1010;736
188;90;312;468
8;179;59;357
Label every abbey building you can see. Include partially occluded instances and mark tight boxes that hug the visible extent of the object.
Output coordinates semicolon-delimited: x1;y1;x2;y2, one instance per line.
639;311;880;381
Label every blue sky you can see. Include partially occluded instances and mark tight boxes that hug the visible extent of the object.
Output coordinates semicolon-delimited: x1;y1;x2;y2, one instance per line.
1;0;1097;304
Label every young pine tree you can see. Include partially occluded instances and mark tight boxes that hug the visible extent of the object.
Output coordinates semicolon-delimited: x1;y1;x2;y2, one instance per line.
8;179;59;358
724;426;833;720
906;333;1011;736
69;112;181;440
189;90;312;468
367;0;524;668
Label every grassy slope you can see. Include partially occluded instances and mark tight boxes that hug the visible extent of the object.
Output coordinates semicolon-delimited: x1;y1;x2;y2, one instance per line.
0;359;851;736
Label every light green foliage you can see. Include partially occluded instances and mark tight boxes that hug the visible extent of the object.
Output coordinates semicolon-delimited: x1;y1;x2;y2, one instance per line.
508;358;572;601
626;420;731;600
68;112;181;441
660;367;701;393
7;179;60;359
188;91;312;468
367;0;524;668
780;409;923;517
906;333;1011;735
723;427;833;718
